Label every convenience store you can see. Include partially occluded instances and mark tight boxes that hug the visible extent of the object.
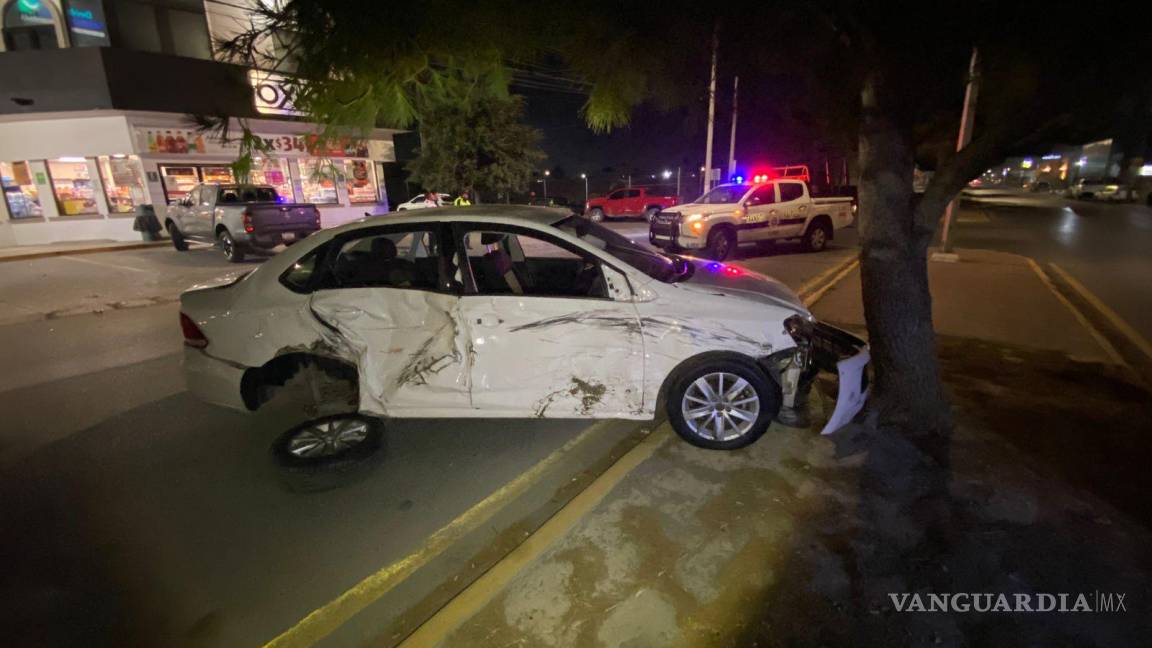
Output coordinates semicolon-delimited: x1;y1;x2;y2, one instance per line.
0;110;399;247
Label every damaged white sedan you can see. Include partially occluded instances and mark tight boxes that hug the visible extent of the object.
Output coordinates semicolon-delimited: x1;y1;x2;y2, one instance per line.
180;206;868;455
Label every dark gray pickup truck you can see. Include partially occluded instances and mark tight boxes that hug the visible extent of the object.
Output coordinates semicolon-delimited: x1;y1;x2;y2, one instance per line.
164;183;321;262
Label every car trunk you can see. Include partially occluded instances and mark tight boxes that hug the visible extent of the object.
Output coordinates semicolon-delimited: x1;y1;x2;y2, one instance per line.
247;203;319;235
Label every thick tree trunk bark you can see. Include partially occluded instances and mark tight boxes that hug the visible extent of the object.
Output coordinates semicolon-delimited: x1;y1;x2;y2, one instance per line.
857;74;953;448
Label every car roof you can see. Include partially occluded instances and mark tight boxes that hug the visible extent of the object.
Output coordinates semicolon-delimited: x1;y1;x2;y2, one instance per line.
330;205;573;235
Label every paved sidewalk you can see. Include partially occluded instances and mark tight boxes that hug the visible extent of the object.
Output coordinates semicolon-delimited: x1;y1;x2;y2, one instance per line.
811;248;1119;364
0;239;168;262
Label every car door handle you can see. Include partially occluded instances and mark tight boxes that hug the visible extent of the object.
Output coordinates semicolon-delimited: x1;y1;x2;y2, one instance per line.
476;316;504;327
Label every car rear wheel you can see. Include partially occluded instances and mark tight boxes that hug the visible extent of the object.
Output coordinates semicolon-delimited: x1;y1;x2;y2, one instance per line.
667;358;779;450
167;222;188;251
588;207;605;223
802;221;831;253
276;414;382;463
217;229;245;263
706;227;735;261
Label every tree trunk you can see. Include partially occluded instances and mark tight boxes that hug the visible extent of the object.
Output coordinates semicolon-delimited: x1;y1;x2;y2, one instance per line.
856;74;953;447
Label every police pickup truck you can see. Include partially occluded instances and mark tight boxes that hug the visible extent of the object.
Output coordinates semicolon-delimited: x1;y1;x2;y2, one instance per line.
649;180;854;260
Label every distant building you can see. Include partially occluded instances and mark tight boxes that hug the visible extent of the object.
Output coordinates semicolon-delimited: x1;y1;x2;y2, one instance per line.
0;0;400;247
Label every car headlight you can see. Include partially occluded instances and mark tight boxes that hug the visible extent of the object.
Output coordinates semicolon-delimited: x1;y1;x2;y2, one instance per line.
1105;185;1119;191
783;314;815;343
686;213;704;222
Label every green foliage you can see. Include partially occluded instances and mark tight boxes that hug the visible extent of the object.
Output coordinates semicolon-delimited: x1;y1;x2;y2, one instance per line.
407;96;545;197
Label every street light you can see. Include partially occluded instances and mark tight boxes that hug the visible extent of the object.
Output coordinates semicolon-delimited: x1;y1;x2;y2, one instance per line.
542;169;550;202
580;173;588;203
662;169;672;180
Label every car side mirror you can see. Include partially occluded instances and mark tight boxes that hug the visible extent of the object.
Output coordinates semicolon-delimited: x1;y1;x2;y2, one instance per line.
602;265;632;301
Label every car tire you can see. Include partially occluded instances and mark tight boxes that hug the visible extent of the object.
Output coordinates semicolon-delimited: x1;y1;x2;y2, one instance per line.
802;221;831;253
644;207;660;223
167;222;188;251
588;207;605;223
666;357;780;450
218;229;245;263
272;414;385;493
706;227;736;261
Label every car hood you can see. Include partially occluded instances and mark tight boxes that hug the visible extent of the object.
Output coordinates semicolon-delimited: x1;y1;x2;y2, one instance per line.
673;259;807;314
669;202;738;217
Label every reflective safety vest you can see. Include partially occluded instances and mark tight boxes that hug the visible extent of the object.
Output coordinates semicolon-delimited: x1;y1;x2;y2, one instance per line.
453;196;472;206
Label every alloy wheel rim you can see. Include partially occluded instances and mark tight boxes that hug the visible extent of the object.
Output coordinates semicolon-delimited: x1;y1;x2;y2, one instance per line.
681;372;760;441
590;210;602;222
288;417;371;458
715;236;730;259
812;229;826;249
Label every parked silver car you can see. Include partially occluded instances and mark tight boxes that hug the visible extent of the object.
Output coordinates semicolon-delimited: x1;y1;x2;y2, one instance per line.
165;183;321;262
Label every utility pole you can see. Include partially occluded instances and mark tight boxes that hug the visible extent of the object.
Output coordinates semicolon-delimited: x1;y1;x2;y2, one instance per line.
580;173;588;203
937;48;980;258
703;23;719;193
726;76;739;179
676;166;682;199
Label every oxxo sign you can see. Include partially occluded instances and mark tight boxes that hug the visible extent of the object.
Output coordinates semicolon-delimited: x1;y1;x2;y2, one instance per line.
249;71;299;117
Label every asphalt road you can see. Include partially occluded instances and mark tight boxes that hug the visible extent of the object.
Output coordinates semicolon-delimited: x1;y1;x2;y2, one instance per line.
953;190;1152;343
0;222;856;646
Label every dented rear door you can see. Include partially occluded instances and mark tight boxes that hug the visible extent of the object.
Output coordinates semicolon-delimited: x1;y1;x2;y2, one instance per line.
307;224;472;416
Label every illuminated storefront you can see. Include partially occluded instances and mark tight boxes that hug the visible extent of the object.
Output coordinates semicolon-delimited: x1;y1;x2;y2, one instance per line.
0;111;397;246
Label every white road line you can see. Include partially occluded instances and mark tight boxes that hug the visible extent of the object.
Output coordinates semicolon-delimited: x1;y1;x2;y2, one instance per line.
58;255;151;274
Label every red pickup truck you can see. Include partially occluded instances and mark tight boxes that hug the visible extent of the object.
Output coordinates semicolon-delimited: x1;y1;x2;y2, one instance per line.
585;185;679;223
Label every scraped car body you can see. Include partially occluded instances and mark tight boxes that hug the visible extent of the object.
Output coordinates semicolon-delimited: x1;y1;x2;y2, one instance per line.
180;206;868;435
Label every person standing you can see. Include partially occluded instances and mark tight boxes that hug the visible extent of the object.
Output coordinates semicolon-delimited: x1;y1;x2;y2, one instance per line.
453;190;472;206
423;191;442;207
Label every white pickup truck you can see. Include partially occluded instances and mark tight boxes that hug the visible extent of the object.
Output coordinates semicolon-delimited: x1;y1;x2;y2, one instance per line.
648;180;855;260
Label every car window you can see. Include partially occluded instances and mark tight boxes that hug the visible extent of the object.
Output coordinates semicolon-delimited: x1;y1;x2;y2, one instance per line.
185;186;200;206
696;184;752;204
460;227;608;299
219;188;240;204
555;216;684;283
745;185;776;206
322;228;444;291
280;246;324;292
607;190;627;200
624;189;641;198
779;182;805;202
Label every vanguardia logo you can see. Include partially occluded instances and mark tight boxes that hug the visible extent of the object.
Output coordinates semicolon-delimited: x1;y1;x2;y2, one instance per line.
888;592;1127;613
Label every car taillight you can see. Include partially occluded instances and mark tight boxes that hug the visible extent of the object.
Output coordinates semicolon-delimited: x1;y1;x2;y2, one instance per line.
242;208;254;233
180;312;209;348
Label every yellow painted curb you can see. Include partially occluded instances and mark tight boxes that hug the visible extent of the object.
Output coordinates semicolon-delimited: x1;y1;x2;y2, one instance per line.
1025;259;1127;367
397;425;672;647
262;421;618;648
802;258;860;308
796;252;859;303
1048;263;1152;363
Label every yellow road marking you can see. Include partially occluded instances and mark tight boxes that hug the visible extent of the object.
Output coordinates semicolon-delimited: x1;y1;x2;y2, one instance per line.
398;425;672;647
1025;259;1127;367
802;258;860;308
263;420;618;648
1049;263;1152;363
796;252;860;301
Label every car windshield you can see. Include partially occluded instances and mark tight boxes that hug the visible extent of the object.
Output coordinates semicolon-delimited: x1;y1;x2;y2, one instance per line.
694;184;751;204
555;216;691;283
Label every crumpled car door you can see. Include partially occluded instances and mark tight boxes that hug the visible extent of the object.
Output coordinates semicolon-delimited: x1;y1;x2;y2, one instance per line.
308;288;471;416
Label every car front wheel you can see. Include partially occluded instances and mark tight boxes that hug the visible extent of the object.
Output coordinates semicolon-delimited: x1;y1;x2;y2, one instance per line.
587;207;605;222
706;227;735;260
644;207;660;223
667;358;780;450
167;222;188;251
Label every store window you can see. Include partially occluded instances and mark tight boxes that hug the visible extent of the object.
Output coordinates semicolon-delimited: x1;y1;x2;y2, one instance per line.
298;158;340;204
160;165;198;202
200;165;234;184
342;159;378;204
47;158;97;216
1;161;43;220
97;156;146;214
250;158;295;202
